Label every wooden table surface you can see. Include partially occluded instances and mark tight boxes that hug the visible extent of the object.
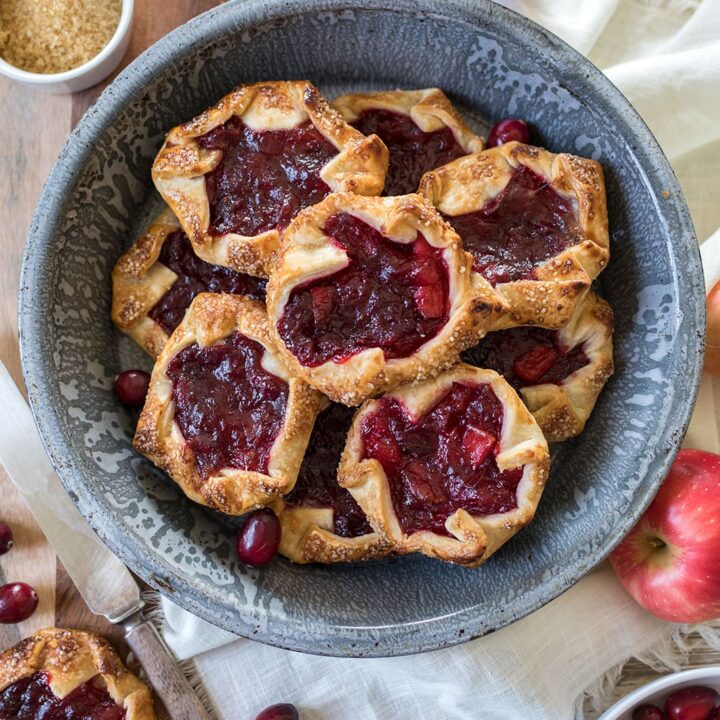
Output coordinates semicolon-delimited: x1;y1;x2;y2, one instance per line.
0;3;717;718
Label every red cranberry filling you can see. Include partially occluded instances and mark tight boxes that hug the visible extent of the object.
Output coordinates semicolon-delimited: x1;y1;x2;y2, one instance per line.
166;331;288;479
197;118;336;237
277;212;450;367
444;165;580;285
351;108;467;196
464;326;589;389
0;672;125;720
284;403;373;538
360;382;523;536
149;230;266;334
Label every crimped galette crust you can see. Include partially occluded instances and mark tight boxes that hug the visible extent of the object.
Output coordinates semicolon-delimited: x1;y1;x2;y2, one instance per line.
266;192;508;405
519;292;614;442
134;293;324;515
271;496;390;564
332;87;484;159
0;628;156;719
339;364;550;568
111;208;183;358
419;141;609;329
152;80;389;277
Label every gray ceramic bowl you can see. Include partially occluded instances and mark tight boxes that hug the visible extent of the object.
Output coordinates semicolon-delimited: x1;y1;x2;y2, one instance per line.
19;0;703;657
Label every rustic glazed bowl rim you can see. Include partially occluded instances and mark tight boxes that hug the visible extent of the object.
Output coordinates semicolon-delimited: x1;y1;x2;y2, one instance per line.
18;0;703;656
598;666;720;719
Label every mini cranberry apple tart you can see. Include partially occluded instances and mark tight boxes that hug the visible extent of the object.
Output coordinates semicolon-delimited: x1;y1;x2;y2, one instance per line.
339;364;550;567
419;142;609;329
134;293;324;515
465;292;614;442
272;402;390;564
152;80;389;277
111;208;267;357
333;88;484;196
0;628;156;720
266;192;508;405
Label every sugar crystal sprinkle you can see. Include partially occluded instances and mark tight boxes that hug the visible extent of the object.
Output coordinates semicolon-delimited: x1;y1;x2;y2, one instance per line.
0;0;122;74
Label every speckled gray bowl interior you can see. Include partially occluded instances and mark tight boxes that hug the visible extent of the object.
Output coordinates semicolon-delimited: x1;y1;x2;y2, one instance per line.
19;0;703;657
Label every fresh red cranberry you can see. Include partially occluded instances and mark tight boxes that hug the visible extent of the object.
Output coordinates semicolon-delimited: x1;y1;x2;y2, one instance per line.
665;686;720;720
0;522;13;555
255;703;299;720
707;708;720;720
236;510;281;567
0;582;39;623
632;704;665;720
486;118;530;148
114;369;151;407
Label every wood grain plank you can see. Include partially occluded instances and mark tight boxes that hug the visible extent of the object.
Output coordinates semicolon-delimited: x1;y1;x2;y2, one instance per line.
0;81;70;384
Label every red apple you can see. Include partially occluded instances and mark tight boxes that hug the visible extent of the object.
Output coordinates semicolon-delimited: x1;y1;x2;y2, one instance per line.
610;449;720;622
706;280;720;377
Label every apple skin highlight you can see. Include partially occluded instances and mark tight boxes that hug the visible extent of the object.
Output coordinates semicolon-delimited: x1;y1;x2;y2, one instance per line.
610;449;720;623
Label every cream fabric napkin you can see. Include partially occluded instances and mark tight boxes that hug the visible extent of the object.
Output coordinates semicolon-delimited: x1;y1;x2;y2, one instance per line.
159;1;720;717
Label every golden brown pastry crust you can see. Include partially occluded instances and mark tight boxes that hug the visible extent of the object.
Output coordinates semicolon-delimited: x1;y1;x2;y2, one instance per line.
419;142;609;329
134;293;324;515
152;80;389;277
272;497;390;564
0;628;156;719
332;88;484;166
266;192;508;406
111;208;182;358
338;364;550;568
519;292;614;442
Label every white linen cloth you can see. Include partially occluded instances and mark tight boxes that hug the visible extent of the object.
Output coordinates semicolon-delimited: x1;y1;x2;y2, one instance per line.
159;1;720;717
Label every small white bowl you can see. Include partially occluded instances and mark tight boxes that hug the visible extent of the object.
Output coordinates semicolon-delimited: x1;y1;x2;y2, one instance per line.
0;0;133;93
599;666;720;720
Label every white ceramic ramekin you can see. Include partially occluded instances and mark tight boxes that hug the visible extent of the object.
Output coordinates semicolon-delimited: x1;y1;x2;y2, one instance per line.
0;0;133;93
598;666;720;720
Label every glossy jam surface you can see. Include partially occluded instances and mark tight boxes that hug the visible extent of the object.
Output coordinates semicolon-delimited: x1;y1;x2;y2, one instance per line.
464;326;589;389
0;672;125;720
284;403;373;538
360;382;522;535
352;108;466;196
167;332;288;479
445;165;580;285
197;118;336;238
149;230;266;334
277;212;450;367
